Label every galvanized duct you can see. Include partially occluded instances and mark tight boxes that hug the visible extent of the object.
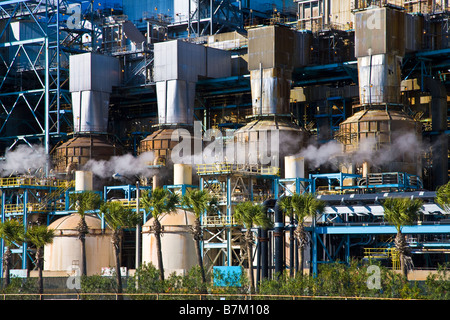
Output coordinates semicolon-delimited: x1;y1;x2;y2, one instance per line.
422;76;449;188
247;25;309;116
233;25;309;168
338;6;423;178
354;7;406;105
153;39;231;126
69;53;121;133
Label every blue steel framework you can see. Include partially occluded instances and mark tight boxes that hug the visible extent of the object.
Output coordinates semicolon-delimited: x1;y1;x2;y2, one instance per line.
0;177;74;275
196;168;449;277
0;0;96;157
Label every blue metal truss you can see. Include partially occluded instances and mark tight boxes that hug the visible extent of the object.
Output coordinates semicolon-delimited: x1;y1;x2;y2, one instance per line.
0;0;95;156
0;177;74;275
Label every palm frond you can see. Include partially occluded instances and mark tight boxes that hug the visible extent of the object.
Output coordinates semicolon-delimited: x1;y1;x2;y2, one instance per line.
0;219;25;247
291;193;325;222
383;197;423;232
69;191;103;216
436;181;450;213
25;225;54;248
141;188;180;220
234;201;272;230
101;201;140;230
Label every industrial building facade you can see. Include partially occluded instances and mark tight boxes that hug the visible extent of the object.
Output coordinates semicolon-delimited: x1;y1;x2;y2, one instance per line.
0;0;449;282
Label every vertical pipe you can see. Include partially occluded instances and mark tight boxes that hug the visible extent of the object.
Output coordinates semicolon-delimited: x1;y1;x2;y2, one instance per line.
312;215;318;276
261;228;268;279
56;0;60;135
135;181;141;269
289;216;294;277
22;190;28;270
261;199;274;280
274;201;283;277
227;176;232;266
44;37;50;177
259;62;263;115
0;192;5;277
210;0;213;35
256;228;261;285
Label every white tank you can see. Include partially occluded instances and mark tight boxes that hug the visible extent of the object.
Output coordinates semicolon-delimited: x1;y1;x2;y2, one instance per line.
44;213;115;276
75;170;93;191
142;209;197;276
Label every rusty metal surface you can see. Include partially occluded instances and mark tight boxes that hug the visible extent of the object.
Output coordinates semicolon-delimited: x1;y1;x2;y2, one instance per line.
355;7;405;58
52;135;122;173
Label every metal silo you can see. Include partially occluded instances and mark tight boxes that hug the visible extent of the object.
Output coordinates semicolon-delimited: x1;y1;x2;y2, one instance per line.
44;213;115;276
233;25;309;171
141;209;197;276
139;40;231;187
337;6;423;178
52;52;123;177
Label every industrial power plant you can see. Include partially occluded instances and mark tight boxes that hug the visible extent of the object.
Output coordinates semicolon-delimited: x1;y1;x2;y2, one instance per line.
0;0;450;290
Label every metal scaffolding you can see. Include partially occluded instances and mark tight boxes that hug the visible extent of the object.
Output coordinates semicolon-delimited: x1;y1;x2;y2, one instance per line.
0;0;98;158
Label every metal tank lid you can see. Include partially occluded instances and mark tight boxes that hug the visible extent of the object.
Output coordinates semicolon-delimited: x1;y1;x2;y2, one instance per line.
48;213;110;236
142;209;196;233
342;108;415;124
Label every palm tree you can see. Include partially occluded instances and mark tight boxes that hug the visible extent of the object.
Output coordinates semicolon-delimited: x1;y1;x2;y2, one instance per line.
383;197;423;278
25;224;54;295
101;201;140;299
141;188;179;281
290;193;326;277
69;191;103;276
436;181;450;213
278;195;295;277
182;189;219;284
0;219;24;287
234;201;273;293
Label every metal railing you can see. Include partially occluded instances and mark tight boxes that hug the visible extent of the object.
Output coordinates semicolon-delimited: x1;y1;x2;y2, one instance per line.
196;163;280;177
0;292;410;300
3;203;65;213
202;215;237;226
364;247;400;270
0;177;72;189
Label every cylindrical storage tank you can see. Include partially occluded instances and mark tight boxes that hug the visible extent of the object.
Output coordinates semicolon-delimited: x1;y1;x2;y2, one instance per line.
173;163;192;185
337;107;422;176
142;209;197;276
284;155;305;194
44;213;115;276
284;156;305;179
75;170;93;191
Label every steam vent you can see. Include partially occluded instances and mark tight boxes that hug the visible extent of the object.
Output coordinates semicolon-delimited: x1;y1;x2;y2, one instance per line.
0;1;449;296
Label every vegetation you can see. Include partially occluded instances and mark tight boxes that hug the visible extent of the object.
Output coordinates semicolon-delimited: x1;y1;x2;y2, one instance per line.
436;180;450;213
0;219;25;287
24;224;54;294
280;193;326;277
181;189;219;284
73;260;450;300
141;188;179;281
69;190;103;276
100;200;141;299
234;201;273;293
383;197;423;278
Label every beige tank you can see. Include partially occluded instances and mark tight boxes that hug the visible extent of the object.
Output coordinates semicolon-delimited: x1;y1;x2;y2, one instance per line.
44;213;115;276
142;209;197;276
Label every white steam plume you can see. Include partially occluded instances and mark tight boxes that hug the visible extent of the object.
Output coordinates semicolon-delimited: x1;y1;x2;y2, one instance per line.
298;140;343;168
0;145;48;177
83;151;156;180
295;131;424;169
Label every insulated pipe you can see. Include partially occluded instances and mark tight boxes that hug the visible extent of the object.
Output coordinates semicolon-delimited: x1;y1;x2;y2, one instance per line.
274;200;284;277
422;77;449;188
261;199;276;280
